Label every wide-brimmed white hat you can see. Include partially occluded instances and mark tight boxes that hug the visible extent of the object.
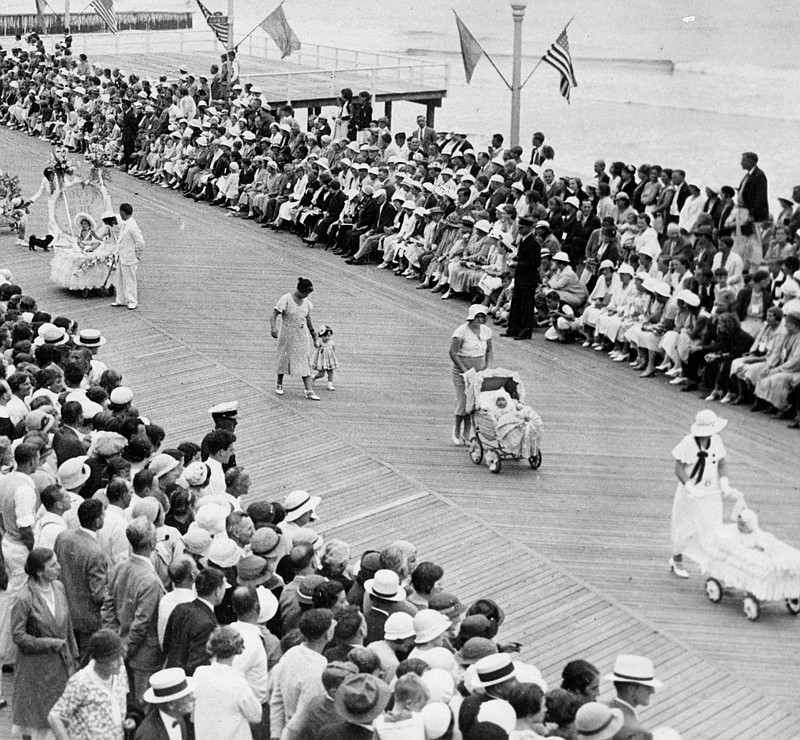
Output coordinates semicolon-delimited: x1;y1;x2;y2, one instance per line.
143;668;194;704
383;612;415;640
364;569;406;602
467;304;488;321
413;609;451;644
283;490;321;522
689;409;727;438
552;251;570;263
604;654;664;689
575;703;624;740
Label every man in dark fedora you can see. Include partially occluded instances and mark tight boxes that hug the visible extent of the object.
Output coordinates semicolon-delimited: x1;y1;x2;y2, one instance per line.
135;667;195;739
503;216;540;340
317;673;391;740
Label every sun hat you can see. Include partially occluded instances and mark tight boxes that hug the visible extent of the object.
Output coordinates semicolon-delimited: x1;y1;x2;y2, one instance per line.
182;525;212;557
90;431;128;457
428;591;466;620
256;586;280;623
334;674;391;724
421;703;453;740
237;555;272;587
33;323;68;346
73;328;106;347
472;653;516;687
383;611;415;641
143;667;194;705
535;219;551;230
515;661;548;692
474;219;492;233
467;304;489;321
689;410;727;438
511;181;525;192
618;263;635;276
193;504;228;536
575;703;624;740
599;259;615;271
413;609;451;643
283;490;321;522
297;574;328;604
565;196;581;209
489;174;504;184
421;669;455;703
477;700;516;734
604;654;664;689
552;251;570;263
653;282;672;298
24;408;56;434
58;455;91;490
250;527;286;558
455;636;497;665
133;497;161;524
206;535;241;569
149;453;180;480
419;646;458;673
365;569;406;602
182;461;210;487
109;386;133;406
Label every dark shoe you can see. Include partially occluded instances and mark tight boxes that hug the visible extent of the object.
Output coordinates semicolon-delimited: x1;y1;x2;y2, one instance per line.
680;383;699;392
750;399;768;412
514;331;532;340
776;408;796;420
788;419;800;429
501;331;518;337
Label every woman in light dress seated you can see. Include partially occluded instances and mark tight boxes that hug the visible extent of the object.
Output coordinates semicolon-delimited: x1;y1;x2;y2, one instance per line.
50;211;118;294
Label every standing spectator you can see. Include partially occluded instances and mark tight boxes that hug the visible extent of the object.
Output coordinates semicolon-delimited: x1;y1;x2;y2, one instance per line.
54;499;108;660
193;626;262;740
0;444;40;675
11;548;78;740
157;556;198;649
97;478;132;568
135;667;195;739
48;629;136;739
33;484;70;549
285;661;359;740
604;655;663;738
317;673;392;740
503;216;540;340
110;203;145;311
162;567;226;675
101;517;165;705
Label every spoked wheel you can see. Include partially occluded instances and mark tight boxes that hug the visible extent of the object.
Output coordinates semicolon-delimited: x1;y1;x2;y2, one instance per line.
529;449;542;469
705;578;723;603
469;435;483;465
786;597;800;615
743;593;761;622
486;452;501;474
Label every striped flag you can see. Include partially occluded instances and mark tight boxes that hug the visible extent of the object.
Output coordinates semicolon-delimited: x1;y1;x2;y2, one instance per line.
196;0;229;46
453;10;485;84
542;25;577;102
91;0;118;34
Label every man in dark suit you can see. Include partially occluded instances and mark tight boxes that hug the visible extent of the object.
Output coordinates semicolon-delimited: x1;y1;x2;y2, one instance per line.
305;180;347;247
668;169;690;224
136;667;195;740
120;99;139;170
341;189;380;261
503;217;541;340
410;114;436;155
52;400;86;467
738;151;769;223
346;190;396;265
55;499;107;660
716;185;736;238
162;567;226;676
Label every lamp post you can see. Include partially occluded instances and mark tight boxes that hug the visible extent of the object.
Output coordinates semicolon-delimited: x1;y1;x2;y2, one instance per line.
509;0;528;147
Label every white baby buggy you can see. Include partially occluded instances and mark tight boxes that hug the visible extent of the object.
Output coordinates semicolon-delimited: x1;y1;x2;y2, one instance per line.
463;367;543;474
687;504;800;621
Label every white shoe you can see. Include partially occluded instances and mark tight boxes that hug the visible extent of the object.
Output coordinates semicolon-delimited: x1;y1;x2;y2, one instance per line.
452;432;464;446
612;355;628;362
275;384;284;395
582;340;592;347
665;367;682;377
655;362;671;372
669;376;688;385
305;391;321;401
127;303;138;310
669;557;689;579
326;382;335;391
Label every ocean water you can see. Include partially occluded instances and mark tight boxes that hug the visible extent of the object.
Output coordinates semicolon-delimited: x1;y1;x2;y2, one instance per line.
6;0;800;199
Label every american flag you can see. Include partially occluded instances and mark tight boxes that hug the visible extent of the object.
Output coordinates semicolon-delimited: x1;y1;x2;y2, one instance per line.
542;26;577;103
91;0;118;34
196;0;229;47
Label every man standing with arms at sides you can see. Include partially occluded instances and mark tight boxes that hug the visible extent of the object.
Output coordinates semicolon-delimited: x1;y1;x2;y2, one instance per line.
111;203;145;311
503;216;540;340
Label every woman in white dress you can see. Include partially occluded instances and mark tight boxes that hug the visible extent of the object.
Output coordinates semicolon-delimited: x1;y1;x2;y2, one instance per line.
50;212;117;294
669;410;743;579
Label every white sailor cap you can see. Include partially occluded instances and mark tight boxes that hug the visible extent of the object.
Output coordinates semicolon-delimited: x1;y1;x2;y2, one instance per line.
209;401;238;417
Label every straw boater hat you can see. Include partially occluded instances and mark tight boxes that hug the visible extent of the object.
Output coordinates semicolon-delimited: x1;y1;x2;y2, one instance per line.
575;703;624;740
34;323;68;346
364;569;406;602
73;328;107;348
604;654;664;689
471;653;517;687
689;409;727;438
282;490;321;522
143;668;194;705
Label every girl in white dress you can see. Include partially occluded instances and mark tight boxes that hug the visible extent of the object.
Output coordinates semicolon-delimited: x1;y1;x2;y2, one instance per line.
669;409;743;579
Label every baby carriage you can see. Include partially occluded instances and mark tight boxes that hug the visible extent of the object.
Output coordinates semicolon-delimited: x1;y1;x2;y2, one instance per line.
463;367;543;474
687;504;800;622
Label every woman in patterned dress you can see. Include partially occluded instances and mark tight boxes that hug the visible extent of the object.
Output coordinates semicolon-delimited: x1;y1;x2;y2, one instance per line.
270;277;321;400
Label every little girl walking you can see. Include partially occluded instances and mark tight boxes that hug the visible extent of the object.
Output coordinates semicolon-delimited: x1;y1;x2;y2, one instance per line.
312;325;338;390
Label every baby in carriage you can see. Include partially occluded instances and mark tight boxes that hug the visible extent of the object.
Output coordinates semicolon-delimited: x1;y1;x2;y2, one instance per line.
478;388;543;458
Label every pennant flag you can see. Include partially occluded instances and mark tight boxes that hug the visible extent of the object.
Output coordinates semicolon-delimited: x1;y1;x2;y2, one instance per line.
259;3;301;59
542;25;577;102
196;0;230;47
91;0;118;34
35;0;47;21
453;10;485;84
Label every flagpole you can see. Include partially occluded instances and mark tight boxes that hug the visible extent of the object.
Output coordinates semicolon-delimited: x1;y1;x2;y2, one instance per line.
520;15;575;89
235;17;266;50
64;0;71;28
227;0;235;52
509;0;527;147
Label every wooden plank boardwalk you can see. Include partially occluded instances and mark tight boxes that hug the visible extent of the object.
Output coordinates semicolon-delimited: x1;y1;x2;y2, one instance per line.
0;129;798;738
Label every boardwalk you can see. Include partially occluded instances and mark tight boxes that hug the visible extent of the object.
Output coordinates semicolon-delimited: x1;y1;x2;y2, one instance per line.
0;129;798;738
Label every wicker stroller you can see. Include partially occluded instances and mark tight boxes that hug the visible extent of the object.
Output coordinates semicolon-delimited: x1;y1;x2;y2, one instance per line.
463;367;543;474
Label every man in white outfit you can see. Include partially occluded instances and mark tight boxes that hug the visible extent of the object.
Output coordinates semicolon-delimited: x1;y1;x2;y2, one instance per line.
111;202;145;310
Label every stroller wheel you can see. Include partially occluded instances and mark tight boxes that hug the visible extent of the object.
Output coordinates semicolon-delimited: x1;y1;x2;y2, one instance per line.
743;594;760;622
469;436;483;465
705;578;723;603
786;597;800;615
528;449;542;470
